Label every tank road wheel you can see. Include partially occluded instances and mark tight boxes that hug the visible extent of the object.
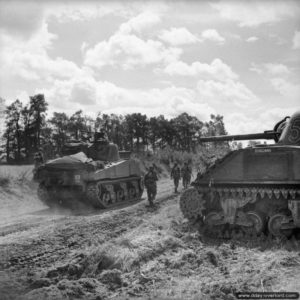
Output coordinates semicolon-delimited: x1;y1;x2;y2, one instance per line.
86;182;106;208
116;189;125;202
204;211;224;238
268;213;293;238
245;211;266;235
127;181;137;201
102;191;111;207
180;187;205;221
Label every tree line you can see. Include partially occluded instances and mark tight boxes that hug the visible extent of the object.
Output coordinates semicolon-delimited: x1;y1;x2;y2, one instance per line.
0;94;227;163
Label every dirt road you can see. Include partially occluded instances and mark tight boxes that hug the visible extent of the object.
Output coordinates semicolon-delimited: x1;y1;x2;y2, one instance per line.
0;170;300;299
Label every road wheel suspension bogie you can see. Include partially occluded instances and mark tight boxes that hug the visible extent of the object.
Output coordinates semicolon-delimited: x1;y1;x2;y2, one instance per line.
180;185;299;239
86;177;143;209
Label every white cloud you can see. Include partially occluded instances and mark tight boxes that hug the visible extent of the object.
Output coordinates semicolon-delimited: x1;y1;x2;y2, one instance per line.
163;59;238;82
270;77;300;100
211;1;298;27
84;30;181;70
264;63;290;75
246;36;259;42
226;107;298;136
201;29;225;44
225;113;261;135
36;76;215;121
197;79;260;107
250;63;290;76
0;23;83;82
119;12;161;34
292;31;300;49
46;2;168;25
159;27;199;46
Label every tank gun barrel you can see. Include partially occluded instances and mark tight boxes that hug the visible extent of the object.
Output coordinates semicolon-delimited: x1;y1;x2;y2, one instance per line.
199;131;277;142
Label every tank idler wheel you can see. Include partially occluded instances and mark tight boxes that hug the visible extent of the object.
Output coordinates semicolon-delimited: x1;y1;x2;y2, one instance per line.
245;211;266;235
180;187;205;221
268;213;293;238
102;192;111;207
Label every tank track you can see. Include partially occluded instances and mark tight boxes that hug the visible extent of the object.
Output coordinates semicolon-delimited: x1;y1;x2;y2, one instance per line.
38;177;143;209
86;177;143;208
180;186;300;239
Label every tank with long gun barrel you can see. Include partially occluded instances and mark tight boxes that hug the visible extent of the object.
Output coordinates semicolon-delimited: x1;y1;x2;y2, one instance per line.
180;111;300;239
199;130;277;142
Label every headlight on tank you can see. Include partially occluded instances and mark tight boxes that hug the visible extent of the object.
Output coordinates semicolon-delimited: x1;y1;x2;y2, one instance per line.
74;174;81;183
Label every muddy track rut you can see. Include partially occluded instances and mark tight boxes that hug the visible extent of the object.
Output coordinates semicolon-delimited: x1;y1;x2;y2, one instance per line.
0;179;175;272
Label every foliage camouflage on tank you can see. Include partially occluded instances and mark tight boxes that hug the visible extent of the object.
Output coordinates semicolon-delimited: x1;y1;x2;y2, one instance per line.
180;111;300;238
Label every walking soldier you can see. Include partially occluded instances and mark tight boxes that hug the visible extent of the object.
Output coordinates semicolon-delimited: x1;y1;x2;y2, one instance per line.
144;166;158;206
181;162;192;189
171;162;181;193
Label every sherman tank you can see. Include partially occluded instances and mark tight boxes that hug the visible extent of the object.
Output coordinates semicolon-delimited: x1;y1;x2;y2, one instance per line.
35;134;144;209
180;111;300;238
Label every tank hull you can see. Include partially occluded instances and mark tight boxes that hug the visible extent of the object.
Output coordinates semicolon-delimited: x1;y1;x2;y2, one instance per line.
36;153;144;209
180;146;300;238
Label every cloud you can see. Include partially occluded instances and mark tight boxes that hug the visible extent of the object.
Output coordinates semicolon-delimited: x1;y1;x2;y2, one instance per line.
197;79;260;107
292;31;300;49
264;63;290;75
250;63;290;76
35;75;215;121
211;1;298;27
0;23;83;82
201;29;225;44
84;29;182;70
225;106;299;136
246;36;259;42
162;59;238;81
270;78;300;100
46;2;168;25
119;12;161;34
159;27;199;46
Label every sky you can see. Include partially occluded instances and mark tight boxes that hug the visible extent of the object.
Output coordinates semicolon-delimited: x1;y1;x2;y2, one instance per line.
0;0;299;136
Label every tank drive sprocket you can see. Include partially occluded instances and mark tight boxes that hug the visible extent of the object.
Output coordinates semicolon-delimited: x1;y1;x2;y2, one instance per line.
179;187;206;221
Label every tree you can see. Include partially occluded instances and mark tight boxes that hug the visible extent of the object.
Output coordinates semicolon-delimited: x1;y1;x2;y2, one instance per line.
49;112;70;153
124;113;148;152
4;100;24;162
22;94;48;158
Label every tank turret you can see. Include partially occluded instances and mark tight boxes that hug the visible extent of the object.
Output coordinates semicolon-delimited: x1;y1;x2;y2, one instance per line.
180;111;300;239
